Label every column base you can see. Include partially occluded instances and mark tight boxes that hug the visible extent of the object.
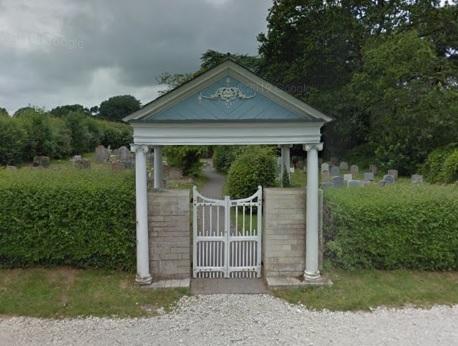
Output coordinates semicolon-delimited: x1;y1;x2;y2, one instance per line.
136;274;153;285
304;270;321;281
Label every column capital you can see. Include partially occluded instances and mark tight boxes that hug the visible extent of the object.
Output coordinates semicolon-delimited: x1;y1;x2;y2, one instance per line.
303;143;323;152
130;144;149;153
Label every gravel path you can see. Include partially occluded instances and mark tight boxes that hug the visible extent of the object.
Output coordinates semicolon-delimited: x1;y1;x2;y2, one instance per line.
1;295;457;346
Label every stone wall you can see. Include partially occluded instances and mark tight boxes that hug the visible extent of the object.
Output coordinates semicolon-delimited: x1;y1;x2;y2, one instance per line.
148;189;191;280
263;188;323;278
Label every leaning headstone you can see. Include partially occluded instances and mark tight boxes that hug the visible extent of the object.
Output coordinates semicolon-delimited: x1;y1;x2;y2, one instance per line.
411;174;423;184
331;176;344;188
33;156;50;168
321;162;330;173
363;172;374;181
95;145;109;163
330;166;340;177
347;179;363;187
339;161;349;170
387;169;398;180
343;173;353;182
6;165;17;171
369;164;378;175
350;165;359;178
382;174;395;184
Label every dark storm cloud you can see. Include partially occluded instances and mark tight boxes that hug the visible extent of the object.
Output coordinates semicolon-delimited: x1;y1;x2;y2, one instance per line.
0;0;271;113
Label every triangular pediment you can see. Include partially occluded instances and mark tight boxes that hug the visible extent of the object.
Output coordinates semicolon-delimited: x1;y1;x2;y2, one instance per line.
124;60;332;123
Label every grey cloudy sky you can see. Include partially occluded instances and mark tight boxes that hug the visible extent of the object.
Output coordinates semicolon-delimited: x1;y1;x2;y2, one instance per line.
0;0;271;113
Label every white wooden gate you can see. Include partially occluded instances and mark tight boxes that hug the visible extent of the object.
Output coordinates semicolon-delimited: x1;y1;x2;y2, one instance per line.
192;186;262;279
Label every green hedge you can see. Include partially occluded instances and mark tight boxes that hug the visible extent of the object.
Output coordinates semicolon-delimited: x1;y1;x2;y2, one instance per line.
324;185;458;270
422;145;458;184
0;169;136;270
227;146;277;198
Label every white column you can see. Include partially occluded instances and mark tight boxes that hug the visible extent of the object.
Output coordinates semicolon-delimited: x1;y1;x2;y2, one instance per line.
304;143;323;280
153;146;162;190
131;144;152;284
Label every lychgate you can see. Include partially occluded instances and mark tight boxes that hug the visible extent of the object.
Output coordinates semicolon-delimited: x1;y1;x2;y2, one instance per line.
123;59;332;284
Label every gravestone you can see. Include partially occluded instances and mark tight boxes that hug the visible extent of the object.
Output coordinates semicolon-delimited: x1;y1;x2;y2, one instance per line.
330;157;338;166
6;165;17;171
330;166;340;177
339;161;349;170
331;176;344;188
363;172;374;181
347;179;363;187
387;169;398;180
383;174;395;184
320;181;333;190
321;162;330;173
343;173;353;182
411;174;423;184
321;170;330;180
118;146;134;168
76;159;90;169
111;148;120;157
33;156;50;168
95;145;109;163
350;165;359;178
369;164;378;175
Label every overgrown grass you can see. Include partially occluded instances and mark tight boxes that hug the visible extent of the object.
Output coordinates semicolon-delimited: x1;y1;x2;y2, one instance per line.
0;268;188;318
273;267;458;311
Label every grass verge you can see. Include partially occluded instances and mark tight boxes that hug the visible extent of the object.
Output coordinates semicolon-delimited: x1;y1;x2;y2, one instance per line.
0;268;188;318
273;267;458;311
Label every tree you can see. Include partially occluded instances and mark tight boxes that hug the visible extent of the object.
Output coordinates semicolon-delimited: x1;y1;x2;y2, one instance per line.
50;104;90;117
98;95;141;122
350;30;458;174
0;107;9;117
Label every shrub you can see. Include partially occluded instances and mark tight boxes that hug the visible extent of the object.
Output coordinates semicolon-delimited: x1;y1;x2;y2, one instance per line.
164;146;205;177
0;169;136;270
212;146;242;173
227;146;277;198
324;185;458;270
442;150;458;183
422;145;458;183
0;117;27;165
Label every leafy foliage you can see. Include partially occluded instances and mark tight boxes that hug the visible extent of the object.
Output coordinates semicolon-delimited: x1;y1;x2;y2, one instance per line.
163;146;205;177
324;185;458;270
227;146;277;198
0;169;136;270
0;117;27;164
423;146;458;183
212;146;243;173
0;107;9;117
99;95;141;122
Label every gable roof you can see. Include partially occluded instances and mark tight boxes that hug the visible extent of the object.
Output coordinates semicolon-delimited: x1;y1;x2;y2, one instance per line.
123;60;332;123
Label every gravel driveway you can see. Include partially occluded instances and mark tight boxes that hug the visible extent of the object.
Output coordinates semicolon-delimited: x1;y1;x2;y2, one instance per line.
1;295;457;345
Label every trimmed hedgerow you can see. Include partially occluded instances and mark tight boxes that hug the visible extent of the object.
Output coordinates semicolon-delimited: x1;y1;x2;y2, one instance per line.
422;145;458;184
227;146;277;198
0;169;136;270
324;185;458;270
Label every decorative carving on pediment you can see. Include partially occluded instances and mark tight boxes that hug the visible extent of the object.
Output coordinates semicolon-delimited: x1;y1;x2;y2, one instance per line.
198;77;256;106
